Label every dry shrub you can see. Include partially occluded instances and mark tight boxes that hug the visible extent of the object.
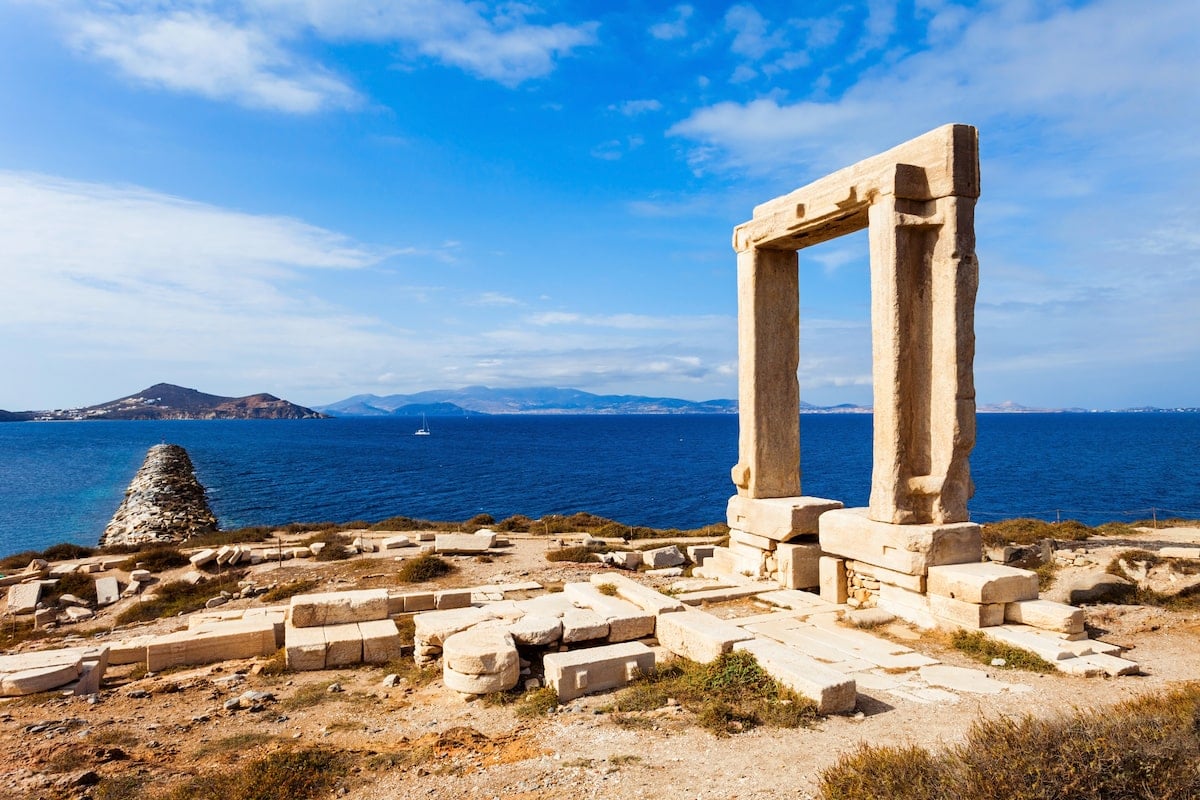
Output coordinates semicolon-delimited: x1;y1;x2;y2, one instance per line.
45;570;98;605
397;553;453;583
259;579;321;603
981;518;1093;547
157;747;349;800
819;683;1200;800
545;546;603;563
115;573;243;624
120;545;188;573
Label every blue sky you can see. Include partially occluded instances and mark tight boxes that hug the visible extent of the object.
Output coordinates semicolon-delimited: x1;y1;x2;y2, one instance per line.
1;0;1197;411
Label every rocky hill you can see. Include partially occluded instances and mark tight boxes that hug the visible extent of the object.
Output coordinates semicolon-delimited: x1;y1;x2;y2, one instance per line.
3;383;325;421
318;385;739;416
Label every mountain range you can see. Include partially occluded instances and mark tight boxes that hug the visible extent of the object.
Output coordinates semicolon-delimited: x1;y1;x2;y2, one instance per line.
315;386;741;416
0;383;325;421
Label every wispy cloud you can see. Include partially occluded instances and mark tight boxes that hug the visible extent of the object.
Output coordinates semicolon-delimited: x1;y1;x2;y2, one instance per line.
42;0;599;112
649;4;694;41
611;99;663;116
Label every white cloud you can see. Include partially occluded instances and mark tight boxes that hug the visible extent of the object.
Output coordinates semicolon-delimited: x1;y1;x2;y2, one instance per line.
724;4;784;60
41;1;599;111
649;4;694;41
612;99;663;116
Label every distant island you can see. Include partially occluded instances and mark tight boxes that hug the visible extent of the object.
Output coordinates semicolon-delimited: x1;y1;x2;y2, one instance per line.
3;383;1195;421
0;383;325;421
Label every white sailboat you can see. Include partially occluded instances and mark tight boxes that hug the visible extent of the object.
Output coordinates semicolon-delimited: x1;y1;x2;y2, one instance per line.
414;413;431;436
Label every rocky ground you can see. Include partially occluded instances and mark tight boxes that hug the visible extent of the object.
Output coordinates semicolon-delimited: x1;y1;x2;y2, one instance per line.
2;527;1199;800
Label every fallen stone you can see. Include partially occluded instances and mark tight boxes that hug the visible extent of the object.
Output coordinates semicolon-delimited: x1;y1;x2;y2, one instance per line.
443;661;519;694
561;608;609;643
435;534;493;555
1158;546;1200;560
927;562;1039;605
443;627;518;675
644;567;683;577
63;607;95;622
380;535;412;550
434;589;472;610
733;638;856;714
543;641;655;702
686;545;716;565
655;609;754;663
640;546;685;569
589;573;685;614
507;614;562;646
94;577;119;606
6;582;41;614
1004;599;1084;634
289;589;389;627
147;620;277;671
562;583;655;641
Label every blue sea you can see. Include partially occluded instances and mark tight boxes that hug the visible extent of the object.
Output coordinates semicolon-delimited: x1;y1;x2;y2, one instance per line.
1;414;1198;556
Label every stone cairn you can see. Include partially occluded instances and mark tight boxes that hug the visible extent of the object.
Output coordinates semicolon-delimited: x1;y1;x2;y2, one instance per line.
101;444;217;547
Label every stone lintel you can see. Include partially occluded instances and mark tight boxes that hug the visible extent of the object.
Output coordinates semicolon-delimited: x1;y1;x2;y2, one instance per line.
727;495;844;541
733;124;979;252
818;507;981;576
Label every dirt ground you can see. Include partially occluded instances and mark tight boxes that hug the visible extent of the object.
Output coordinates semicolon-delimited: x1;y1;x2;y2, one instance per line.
3;527;1199;800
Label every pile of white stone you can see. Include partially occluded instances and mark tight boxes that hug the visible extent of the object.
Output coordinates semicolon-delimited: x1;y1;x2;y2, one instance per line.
101;444;217;547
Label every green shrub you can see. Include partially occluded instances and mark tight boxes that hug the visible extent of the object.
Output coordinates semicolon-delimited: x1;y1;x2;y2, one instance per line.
950;630;1055;672
396;553;453;583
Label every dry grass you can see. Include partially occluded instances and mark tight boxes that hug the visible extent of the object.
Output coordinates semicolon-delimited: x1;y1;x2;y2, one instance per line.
115;573;244;624
155;747;350;800
119;545;190;572
1105;549;1200;610
259;578;321;603
545;545;604;563
818;683;1200;800
949;630;1055;672
397;553;454;582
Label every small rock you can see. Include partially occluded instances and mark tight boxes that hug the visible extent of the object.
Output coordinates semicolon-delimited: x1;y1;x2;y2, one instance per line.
991;658;1007;667
223;698;242;711
327;683;344;694
381;674;400;688
127;689;150;699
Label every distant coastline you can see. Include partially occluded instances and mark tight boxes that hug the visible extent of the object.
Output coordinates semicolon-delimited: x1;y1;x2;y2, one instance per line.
3;382;1196;421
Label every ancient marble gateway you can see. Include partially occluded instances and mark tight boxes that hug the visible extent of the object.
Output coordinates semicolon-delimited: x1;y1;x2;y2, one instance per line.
725;123;983;605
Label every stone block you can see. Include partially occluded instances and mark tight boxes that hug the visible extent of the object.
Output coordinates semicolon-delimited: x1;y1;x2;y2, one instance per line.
107;636;154;665
95;577;120;606
33;608;56;629
819;557;848;604
435;589;472;610
601;551;642;570
435;534;492;554
655;609;754;663
543;641;655;702
380;535;412;550
928;595;1004;629
686;545;716;565
561;608;609;643
188;551;217;568
64;606;94;622
443;627;518;675
147;620;277;671
877;583;936;628
730;529;776;552
289;589;389;627
641;546;685;569
403;592;436;613
563;583;655;641
6;582;41;614
285;623;327;671
1004;599;1084;634
927;562;1038;604
215;546;235;565
819;508;981;575
675;583;777;605
589;573;685;614
1;661;82;696
733;638;856;714
727;495;844;541
129;569;152;583
507;614;562;646
776;541;822;589
1159;546;1200;559
443;661;518;694
412;606;498;648
323;622;364;667
859;562;926;593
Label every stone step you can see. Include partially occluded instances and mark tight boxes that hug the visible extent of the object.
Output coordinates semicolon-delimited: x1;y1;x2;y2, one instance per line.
674;582;778;605
733;638;856;714
655;608;755;663
926;562;1039;604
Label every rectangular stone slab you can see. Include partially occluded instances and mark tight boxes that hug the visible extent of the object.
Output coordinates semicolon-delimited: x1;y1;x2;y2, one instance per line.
561;608;609;643
726;495;844;541
6;582;41;614
434;590;472;610
360;620;403;663
562;582;655;641
323;622;364;667
927;562;1038;604
734;638;857;714
289;589;389;627
819;508;981;575
589;573;685;614
434;534;492;554
147;620;277;671
776;541;822;589
929;595;1004;629
95;576;120;606
285;622;327;671
655;609;755;663
543;642;655;702
1004;599;1084;634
